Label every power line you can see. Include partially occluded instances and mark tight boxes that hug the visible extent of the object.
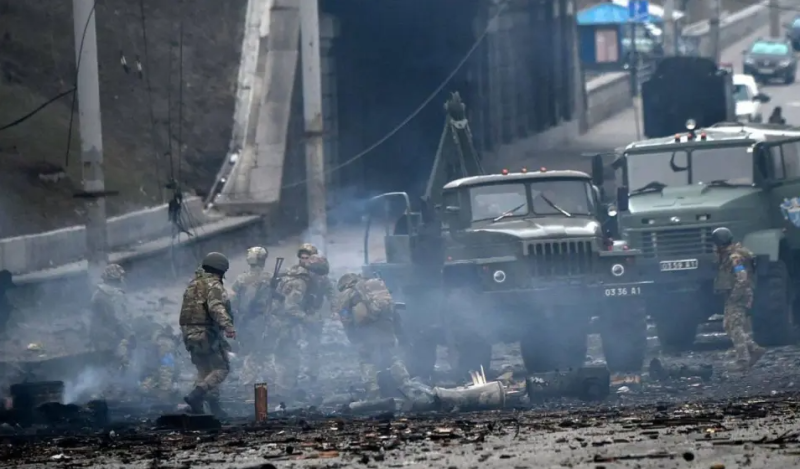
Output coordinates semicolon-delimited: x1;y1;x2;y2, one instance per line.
217;1;509;200
0;87;75;132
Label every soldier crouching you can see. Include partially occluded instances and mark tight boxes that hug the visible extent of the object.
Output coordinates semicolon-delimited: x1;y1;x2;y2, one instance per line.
336;273;412;400
179;252;237;417
139;324;181;400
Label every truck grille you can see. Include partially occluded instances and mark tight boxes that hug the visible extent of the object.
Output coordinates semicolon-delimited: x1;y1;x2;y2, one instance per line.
527;241;594;276
639;227;717;258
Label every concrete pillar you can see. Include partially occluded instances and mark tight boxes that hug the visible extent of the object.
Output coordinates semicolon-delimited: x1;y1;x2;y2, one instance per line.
320;14;340;214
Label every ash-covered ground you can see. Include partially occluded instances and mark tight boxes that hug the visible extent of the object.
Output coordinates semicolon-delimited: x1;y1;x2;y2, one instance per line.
2;230;800;467
2;318;800;468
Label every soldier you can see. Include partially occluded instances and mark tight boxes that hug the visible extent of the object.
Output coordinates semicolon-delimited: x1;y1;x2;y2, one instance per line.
268;254;329;398
296;243;336;385
89;264;134;370
712;227;766;370
179;252;236;417
230;246;273;385
0;270;16;334
337;273;412;400
139;324;181;400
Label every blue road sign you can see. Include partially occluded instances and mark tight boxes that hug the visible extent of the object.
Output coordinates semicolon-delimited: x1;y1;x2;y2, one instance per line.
628;0;649;21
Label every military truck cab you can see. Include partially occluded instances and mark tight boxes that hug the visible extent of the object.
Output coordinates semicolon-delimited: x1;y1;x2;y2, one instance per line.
435;168;652;374
596;122;800;349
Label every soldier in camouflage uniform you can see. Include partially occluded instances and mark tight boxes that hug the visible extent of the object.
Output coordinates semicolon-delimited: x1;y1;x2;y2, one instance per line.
179;252;236;417
337;273;412;399
139;324;181;400
89;264;134;369
230;246;273;385
296;243;336;384
712;227;767;370
267;254;330;397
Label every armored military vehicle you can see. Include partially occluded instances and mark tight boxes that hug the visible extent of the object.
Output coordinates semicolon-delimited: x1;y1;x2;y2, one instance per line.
592;121;800;350
642;56;736;138
362;93;652;377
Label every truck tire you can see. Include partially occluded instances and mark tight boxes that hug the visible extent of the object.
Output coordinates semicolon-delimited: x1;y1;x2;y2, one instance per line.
404;332;438;380
752;261;794;346
598;306;647;373
652;308;699;351
521;317;588;373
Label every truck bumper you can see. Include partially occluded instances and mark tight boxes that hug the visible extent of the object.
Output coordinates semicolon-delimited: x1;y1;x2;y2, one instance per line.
482;280;654;307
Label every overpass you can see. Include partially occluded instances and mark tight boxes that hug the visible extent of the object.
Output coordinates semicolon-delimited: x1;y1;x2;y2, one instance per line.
0;0;790;297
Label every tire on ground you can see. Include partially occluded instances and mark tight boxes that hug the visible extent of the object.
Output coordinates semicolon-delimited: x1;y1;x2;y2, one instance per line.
651;302;699;351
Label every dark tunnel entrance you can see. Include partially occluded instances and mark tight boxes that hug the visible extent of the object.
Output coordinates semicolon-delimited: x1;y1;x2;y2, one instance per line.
322;0;480;206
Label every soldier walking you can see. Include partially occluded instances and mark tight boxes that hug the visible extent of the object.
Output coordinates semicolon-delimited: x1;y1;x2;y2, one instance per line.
336;273;413;399
230;246;273;385
712;227;766;370
179;252;236;417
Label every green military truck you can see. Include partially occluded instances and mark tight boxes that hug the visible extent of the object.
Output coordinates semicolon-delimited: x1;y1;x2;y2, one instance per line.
361;94;652;377
592;121;800;350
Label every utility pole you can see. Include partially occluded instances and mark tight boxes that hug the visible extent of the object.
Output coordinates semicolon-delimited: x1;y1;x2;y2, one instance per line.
708;0;721;62
663;0;676;56
72;0;108;283
299;0;327;254
769;0;780;37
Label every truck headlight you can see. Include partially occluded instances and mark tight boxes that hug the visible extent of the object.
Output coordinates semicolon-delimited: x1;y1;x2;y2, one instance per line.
493;270;507;283
611;264;625;277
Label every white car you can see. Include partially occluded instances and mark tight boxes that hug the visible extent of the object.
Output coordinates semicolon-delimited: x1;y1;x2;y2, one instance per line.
733;74;771;122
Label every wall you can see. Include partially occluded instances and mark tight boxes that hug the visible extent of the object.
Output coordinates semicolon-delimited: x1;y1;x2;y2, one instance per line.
0;0;778;280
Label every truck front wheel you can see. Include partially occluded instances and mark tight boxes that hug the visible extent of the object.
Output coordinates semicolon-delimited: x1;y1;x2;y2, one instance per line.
598;302;647;373
752;261;794;346
521;316;589;373
650;299;699;351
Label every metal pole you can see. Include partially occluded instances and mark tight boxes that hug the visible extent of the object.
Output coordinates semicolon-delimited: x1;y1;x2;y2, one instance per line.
769;0;780;38
299;0;327;253
708;0;721;62
663;0;676;56
629;20;638;97
72;0;108;283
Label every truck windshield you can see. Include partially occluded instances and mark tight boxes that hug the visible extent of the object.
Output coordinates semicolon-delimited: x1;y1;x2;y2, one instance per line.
627;145;753;189
530;179;592;216
470;183;529;222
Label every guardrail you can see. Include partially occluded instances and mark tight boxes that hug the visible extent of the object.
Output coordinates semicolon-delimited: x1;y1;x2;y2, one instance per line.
582;0;783;130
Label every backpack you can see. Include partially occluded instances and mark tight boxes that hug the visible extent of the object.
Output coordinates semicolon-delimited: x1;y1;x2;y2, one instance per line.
355;278;393;317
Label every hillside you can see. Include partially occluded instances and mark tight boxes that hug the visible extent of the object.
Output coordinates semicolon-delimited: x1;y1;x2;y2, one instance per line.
0;0;246;237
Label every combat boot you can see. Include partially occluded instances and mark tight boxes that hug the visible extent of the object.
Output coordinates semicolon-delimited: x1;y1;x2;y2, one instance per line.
184;386;206;414
206;397;229;420
749;346;767;368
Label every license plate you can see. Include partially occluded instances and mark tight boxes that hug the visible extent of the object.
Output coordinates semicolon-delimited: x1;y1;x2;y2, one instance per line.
660;259;699;271
604;286;643;297
758;68;773;74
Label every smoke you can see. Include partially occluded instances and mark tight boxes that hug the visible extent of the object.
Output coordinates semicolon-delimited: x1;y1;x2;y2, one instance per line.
63;367;109;404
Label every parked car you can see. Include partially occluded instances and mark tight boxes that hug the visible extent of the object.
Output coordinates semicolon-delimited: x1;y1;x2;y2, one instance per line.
732;74;770;122
742;38;797;84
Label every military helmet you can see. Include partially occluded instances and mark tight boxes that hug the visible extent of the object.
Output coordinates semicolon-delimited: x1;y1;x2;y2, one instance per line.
337;273;360;292
298;243;319;257
711;227;734;247
202;252;230;273
246;246;269;267
305;254;330;276
102;263;126;282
